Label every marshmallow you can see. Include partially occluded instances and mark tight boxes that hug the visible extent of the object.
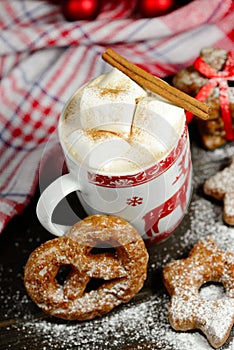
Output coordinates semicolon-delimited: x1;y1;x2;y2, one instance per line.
132;97;185;154
97;139;156;173
65;129;131;170
100;159;137;173
124;140;155;169
88;139;132;170
79;68;147;134
98;68;147;97
62;70;186;172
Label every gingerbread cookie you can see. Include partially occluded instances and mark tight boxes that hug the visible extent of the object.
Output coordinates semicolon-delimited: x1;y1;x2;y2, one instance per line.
163;238;234;348
204;156;234;225
24;215;148;320
173;47;234;150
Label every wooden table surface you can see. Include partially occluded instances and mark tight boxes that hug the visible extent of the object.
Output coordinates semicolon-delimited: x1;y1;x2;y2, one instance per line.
1;126;234;350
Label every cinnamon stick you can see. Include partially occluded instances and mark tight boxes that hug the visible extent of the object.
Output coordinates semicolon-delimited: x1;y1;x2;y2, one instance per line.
102;48;211;120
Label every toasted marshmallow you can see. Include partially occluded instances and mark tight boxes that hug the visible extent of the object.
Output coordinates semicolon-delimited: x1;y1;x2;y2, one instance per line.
79;68;147;134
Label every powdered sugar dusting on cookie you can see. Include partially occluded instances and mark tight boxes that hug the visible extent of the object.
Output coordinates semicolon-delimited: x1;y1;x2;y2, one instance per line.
163;238;234;348
224;192;234;225
24;215;149;321
204;157;234;200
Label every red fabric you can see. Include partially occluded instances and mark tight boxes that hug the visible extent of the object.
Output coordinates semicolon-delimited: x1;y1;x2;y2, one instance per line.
0;0;233;233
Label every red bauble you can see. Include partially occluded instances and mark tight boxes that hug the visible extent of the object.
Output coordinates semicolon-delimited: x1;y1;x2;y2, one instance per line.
137;0;175;17
61;0;101;21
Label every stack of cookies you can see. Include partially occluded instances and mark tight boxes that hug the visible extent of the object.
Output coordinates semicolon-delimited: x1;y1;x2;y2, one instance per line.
173;47;234;150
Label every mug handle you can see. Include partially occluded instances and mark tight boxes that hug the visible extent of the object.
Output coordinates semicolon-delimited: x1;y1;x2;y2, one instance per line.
36;173;81;236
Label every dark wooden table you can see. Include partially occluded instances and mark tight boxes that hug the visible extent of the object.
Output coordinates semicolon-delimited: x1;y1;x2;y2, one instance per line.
1;126;234;350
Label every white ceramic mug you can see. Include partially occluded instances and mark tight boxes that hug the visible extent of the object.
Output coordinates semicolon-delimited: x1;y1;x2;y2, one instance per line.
37;82;192;245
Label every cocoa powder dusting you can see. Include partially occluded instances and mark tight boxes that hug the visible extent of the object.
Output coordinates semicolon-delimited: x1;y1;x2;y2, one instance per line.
86;129;121;140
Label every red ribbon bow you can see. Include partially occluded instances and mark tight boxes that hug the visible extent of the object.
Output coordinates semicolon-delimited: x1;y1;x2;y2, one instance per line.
186;51;234;141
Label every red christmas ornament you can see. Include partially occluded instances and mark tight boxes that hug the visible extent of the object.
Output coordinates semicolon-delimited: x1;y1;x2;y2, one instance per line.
61;0;101;21
137;0;175;17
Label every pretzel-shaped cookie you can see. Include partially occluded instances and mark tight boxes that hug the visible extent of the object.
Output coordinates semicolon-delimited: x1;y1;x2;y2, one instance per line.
24;215;148;320
163;238;234;348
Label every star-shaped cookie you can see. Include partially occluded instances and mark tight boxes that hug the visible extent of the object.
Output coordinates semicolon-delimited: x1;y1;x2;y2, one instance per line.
204;156;234;225
163;238;234;348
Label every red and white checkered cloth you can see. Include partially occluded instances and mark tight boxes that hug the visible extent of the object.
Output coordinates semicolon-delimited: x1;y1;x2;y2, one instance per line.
0;0;233;233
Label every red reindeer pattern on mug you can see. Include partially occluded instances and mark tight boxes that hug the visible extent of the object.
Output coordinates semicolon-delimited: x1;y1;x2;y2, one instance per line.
143;147;192;245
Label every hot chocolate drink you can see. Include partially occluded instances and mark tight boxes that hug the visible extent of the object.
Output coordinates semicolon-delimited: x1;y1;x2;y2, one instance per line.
37;67;191;242
61;68;185;173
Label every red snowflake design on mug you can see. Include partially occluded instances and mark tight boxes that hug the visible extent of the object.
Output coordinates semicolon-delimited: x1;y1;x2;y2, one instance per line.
126;196;143;207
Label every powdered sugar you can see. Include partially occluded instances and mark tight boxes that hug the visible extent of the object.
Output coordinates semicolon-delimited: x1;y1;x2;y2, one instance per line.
9;287;234;349
8;202;234;349
163;236;234;348
3;139;234;349
199;283;225;300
